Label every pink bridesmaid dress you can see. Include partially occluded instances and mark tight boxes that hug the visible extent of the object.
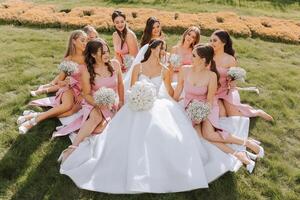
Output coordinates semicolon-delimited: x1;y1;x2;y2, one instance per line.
30;62;84;108
183;73;229;139
52;70;118;138
115;42;129;72
217;66;261;117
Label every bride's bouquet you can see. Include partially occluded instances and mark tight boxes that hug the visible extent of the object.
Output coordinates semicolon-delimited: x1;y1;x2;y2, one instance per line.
227;67;246;82
93;87;117;107
58;60;79;76
186;100;210;124
128;81;157;111
169;54;182;68
123;55;134;70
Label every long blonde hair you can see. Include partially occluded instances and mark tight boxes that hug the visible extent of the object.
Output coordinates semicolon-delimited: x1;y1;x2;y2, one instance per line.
64;30;87;58
180;26;201;49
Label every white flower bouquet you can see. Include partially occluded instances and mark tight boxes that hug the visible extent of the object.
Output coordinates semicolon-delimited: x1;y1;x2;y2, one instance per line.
58;60;79;76
123;55;134;70
227;67;246;82
128;81;157;111
169;54;182;68
186;100;210;124
93;87;117;107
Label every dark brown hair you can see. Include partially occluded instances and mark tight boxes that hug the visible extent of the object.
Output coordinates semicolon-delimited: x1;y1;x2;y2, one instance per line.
140;17;162;47
112;10;128;50
194;44;220;84
141;39;165;63
84;39;114;85
213;30;235;58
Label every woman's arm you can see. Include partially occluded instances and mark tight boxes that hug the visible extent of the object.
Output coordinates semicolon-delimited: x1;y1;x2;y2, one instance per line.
112;60;125;107
112;32;123;64
173;67;185;101
81;69;97;107
162;67;174;97
130;64;140;87
207;72;218;106
127;31;139;57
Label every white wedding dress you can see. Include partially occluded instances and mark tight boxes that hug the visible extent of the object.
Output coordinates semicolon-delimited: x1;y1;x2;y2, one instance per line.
61;73;211;193
60;46;250;193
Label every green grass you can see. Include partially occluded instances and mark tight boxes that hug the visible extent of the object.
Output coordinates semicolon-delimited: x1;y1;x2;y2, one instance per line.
0;24;299;200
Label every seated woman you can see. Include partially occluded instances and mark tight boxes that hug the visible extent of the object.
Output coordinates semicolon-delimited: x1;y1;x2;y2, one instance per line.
18;30;87;135
111;10;138;72
59;39;210;193
170;26;200;81
174;44;265;173
210;30;273;121
56;39;124;149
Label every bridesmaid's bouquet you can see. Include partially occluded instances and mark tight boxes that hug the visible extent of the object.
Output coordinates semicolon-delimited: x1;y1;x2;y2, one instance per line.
58;60;79;76
169;54;182;68
93;87;117;107
123;55;134;70
128;81;156;111
186;100;210;124
227;67;246;82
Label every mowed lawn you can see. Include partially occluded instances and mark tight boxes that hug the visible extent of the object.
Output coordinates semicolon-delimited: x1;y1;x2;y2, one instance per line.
0;23;299;200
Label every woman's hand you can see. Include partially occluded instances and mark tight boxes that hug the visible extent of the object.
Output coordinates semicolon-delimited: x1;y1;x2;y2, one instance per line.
118;101;124;110
75;95;83;104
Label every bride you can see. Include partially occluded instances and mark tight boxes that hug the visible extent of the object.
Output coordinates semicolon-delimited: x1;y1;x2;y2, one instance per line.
60;39;210;193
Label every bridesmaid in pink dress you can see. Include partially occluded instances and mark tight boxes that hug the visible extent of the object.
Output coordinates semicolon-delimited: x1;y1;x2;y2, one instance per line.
211;30;273;121
174;44;264;173
58;39;124;162
170;26;200;80
112;10;138;72
18;30;87;134
140;17;165;48
83;25;99;42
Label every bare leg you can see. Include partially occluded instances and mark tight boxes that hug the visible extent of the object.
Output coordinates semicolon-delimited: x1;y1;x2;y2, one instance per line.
223;100;243;117
224;100;273;121
32;85;60;95
93;119;108;134
57;103;81;118
218;99;227;117
60;108;104;161
202;119;261;154
194;122;250;165
21;90;75;130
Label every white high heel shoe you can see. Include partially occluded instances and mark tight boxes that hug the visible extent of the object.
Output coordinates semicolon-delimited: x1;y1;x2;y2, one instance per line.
245;151;258;161
18;117;37;134
17;112;39;125
233;151;256;174
30;88;48;97
57;145;78;163
244;139;265;159
246;159;255;173
23;110;35;116
244;151;256;173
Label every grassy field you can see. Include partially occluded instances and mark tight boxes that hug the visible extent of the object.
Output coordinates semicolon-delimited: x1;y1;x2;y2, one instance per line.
0;0;299;200
0;24;299;200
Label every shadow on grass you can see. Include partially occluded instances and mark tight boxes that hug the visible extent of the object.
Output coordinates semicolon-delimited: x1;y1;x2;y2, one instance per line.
0;119;62;197
9;152;239;200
